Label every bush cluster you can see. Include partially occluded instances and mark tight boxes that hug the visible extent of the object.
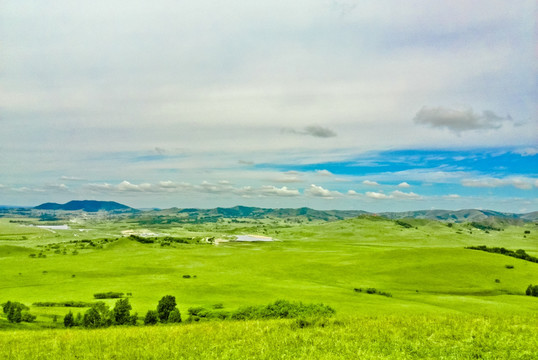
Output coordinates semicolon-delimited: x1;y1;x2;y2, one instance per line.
466;245;538;263
354;288;392;297
230;300;335;321
33;301;94;308
93;292;124;299
2;301;36;323
144;295;182;325
526;284;538;297
64;298;137;328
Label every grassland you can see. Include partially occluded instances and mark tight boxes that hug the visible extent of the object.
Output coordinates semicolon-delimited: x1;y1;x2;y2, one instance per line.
0;213;537;358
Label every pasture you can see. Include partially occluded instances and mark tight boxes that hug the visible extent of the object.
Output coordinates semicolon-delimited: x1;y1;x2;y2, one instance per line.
0;214;537;358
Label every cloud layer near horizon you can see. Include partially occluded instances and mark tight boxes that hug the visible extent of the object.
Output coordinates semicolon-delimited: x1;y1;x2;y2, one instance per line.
0;1;536;211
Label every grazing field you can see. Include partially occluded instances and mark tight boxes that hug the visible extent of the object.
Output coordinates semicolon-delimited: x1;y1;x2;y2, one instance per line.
1;315;537;360
0;214;537;358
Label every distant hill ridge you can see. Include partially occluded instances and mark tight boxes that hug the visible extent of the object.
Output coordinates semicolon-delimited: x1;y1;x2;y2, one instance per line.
31;202;537;221
142;206;537;222
34;200;133;212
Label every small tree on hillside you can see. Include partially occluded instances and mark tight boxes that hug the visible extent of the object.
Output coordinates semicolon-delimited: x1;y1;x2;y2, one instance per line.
157;295;177;323
144;310;158;325
82;302;113;328
168;308;182;323
3;301;33;323
64;311;75;327
113;298;132;325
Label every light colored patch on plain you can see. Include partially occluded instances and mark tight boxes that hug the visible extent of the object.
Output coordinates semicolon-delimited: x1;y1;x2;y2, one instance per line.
235;235;274;242
35;224;69;230
121;229;157;237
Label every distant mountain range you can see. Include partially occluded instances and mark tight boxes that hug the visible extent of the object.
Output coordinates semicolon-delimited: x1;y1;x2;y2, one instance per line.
25;201;538;222
138;205;537;223
34;200;135;212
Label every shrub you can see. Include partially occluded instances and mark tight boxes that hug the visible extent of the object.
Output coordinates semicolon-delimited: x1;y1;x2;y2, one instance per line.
113;298;132;325
2;301;34;323
526;284;538;297
64;311;75;327
168;308;182;323
128;313;138;326
230;300;335;321
144;310;158;325
157;295;177;323
82;302;113;328
94;292;124;299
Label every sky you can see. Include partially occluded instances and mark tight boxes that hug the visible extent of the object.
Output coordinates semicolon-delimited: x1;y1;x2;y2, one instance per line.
0;0;536;212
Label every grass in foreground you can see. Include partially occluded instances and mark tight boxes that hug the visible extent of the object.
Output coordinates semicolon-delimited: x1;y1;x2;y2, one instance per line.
1;314;536;359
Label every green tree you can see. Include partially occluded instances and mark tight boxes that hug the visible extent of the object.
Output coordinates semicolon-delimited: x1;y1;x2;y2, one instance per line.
168;308;182;323
64;311;75;327
3;301;32;323
144;310;158;325
128;312;138;326
113;298;132;325
157;295;177;323
82;302;113;328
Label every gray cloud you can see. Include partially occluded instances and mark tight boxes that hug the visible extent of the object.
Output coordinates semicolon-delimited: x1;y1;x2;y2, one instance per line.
414;106;512;133
283;126;337;138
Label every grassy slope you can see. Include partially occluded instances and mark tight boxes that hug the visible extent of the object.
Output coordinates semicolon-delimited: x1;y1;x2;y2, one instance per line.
0;216;537;358
0;217;537;320
1;315;537;360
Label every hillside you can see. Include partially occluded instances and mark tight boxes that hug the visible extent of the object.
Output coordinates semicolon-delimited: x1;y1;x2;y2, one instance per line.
34;200;134;212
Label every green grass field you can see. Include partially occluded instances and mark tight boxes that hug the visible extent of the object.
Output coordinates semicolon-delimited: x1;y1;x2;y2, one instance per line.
0;215;537;358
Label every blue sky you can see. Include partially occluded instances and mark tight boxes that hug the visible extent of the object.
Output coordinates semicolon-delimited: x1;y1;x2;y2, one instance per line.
0;1;536;212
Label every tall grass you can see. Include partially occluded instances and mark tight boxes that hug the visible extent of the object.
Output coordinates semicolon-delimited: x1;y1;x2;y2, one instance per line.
1;315;536;359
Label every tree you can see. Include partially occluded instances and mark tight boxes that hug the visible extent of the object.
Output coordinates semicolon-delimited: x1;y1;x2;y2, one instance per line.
64;311;75;327
75;312;83;326
3;301;32;323
157;295;177;323
113;298;132;325
144;310;158;325
128;312;138;326
168;308;182;323
82;302;113;328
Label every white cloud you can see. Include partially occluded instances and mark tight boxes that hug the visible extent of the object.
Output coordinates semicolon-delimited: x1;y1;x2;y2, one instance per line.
397;182;411;188
259;185;300;197
444;194;461;199
316;169;333;176
366;190;421;200
362;180;379;186
347;190;360;196
514;147;538;156
305;184;342;199
273;171;303;183
391;190;421;199
60;176;86;181
366;191;390;199
461;177;536;190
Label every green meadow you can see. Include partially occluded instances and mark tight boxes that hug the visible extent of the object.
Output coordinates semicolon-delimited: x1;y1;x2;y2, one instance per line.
0;215;537;358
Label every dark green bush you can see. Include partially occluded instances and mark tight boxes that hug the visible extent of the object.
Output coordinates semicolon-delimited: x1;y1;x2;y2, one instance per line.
93;292;124;299
526;284;538;297
64;311;75;327
144;310;158;325
157;295;177;323
82;302;113;328
230;300;335;321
